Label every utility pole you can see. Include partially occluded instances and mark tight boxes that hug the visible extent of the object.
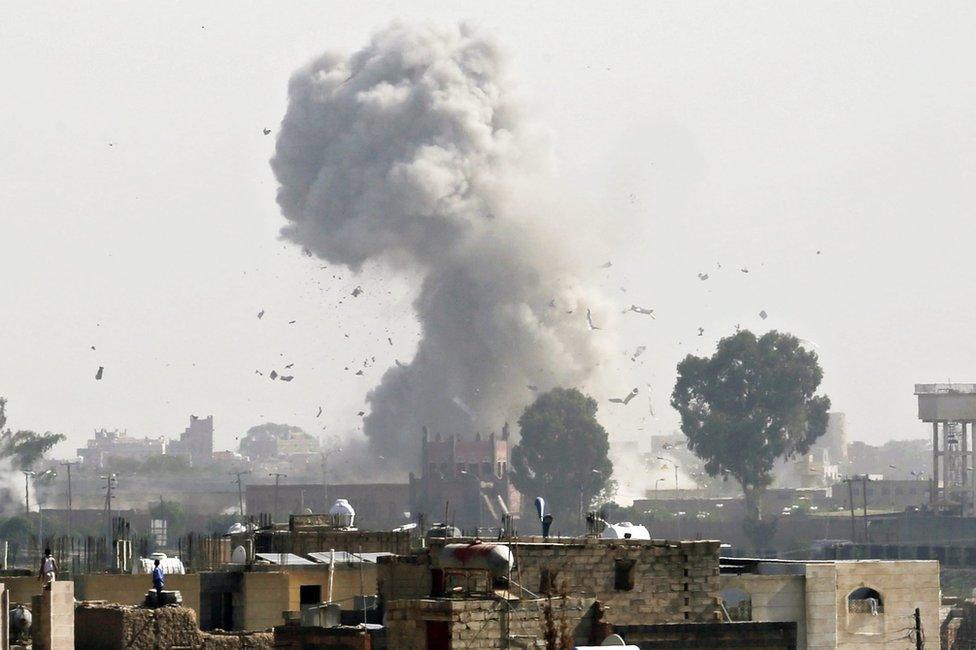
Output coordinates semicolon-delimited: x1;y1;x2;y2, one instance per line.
100;473;117;566
60;461;78;540
844;477;857;542
22;470;34;565
269;473;287;523
914;607;923;649
860;475;870;543
232;470;251;518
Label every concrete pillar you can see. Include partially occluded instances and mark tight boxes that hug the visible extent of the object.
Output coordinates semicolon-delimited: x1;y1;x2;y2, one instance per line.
933;422;940;505
31;581;74;650
0;582;9;650
964;423;971;514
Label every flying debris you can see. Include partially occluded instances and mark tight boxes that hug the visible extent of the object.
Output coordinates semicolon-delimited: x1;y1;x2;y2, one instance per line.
316;406;323;417
280;375;294;382
740;267;749;274
357;411;365;417
697;273;709;281
257;309;265;319
527;385;538;392
388;337;393;346
351;286;364;297
95;366;104;380
395;359;405;368
609;388;639;405
759;310;768;320
599;261;612;269
288;320;296;324
625;305;655;317
285;363;294;369
302;247;313;257
270;370;278;380
697;327;704;336
263;128;271;135
90;346;96;350
355;370;364;376
586;309;601;330
452;396;475;419
255;370;263;376
630;346;646;362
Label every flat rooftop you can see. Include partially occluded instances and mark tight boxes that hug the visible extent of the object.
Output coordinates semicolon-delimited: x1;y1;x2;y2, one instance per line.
915;383;976;395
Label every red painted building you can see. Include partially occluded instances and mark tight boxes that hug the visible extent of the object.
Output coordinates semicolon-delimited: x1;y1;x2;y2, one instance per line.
410;425;520;530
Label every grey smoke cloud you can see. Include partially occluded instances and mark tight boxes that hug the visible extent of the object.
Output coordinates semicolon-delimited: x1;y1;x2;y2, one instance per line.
271;23;612;468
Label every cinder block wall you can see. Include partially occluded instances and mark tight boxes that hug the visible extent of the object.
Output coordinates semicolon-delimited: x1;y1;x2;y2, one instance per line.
476;539;723;625
75;573;201;618
31;581;74;650
242;572;290;630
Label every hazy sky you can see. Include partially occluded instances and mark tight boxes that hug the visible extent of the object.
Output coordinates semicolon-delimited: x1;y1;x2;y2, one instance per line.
3;2;975;460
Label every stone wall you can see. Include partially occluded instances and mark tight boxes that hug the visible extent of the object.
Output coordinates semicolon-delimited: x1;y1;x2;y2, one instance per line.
74;602;273;650
613;621;798;649
31;581;74;650
385;596;594;649
720;573;807;645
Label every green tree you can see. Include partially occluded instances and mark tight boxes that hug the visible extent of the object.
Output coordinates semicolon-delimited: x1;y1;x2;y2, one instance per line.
510;388;613;528
149;498;187;538
671;330;830;547
0;397;65;468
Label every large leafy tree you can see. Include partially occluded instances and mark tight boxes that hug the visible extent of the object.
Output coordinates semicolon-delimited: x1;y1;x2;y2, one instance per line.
0;397;65;468
671;330;830;545
511;388;613;528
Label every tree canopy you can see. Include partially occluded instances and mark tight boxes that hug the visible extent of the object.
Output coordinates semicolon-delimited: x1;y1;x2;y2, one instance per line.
0;397;65;468
510;388;613;529
671;330;830;537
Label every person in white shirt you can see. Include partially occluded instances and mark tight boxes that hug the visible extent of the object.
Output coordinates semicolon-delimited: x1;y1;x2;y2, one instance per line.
38;548;58;590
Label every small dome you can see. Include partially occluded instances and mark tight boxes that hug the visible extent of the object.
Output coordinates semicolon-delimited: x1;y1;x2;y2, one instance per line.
227;522;247;534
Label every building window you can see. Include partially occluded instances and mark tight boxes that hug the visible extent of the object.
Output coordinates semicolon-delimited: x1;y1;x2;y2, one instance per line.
848;587;884;614
539;568;559;595
300;584;322;606
720;587;752;622
614;559;636;591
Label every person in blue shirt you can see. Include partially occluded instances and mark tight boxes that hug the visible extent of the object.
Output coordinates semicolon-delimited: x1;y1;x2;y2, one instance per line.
151;558;164;596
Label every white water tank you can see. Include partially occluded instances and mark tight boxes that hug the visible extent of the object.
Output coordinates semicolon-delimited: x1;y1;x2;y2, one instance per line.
600;522;651;540
329;499;356;527
227;522;247;534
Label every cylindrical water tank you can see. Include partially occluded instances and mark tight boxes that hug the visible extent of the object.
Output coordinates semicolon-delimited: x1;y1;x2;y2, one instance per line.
439;542;513;577
10;605;31;637
329;499;356;527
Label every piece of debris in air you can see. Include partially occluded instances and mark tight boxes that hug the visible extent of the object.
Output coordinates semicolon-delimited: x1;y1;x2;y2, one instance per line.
280;375;294;382
586;309;601;330
302;247;312;257
95;366;104;380
698;327;704;336
357;411;365;417
759;310;768;320
351;286;363;297
599;261;612;269
626;305;655;318
630;345;646;362
257;309;265;319
255;370;263;376
388;337;393;346
288;320;296;324
527;385;538;392
395;359;405;368
740;267;749;273
609;387;639;405
355;370;363;376
270;370;278;380
697;273;709;281
263;128;271;135
285;363;294;369
316;406;323;417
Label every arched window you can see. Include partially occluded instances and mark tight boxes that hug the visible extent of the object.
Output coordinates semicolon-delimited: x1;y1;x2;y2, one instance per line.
720;587;752;621
848;587;884;614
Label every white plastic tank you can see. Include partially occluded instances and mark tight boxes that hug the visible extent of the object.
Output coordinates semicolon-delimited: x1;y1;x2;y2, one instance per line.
132;551;186;575
227;522;247;534
600;522;651;540
439;542;513;577
329;498;356;527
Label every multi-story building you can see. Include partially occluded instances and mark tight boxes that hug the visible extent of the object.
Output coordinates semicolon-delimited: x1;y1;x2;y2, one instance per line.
408;425;519;530
77;429;166;468
168;415;214;466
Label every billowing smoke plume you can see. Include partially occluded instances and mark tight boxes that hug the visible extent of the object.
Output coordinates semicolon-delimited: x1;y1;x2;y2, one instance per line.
272;23;612;468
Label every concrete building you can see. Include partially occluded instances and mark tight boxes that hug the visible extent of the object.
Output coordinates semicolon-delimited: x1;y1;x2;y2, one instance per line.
720;558;939;648
77;429;166;468
168;415;214;466
835;478;929;513
916;383;976;515
239;424;319;461
245;483;410;530
409;426;520;530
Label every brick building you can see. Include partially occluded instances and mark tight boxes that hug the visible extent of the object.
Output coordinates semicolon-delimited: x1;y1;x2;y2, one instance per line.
409;425;520;530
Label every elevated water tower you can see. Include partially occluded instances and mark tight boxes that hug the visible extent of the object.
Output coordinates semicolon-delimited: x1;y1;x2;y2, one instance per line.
916;383;976;515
